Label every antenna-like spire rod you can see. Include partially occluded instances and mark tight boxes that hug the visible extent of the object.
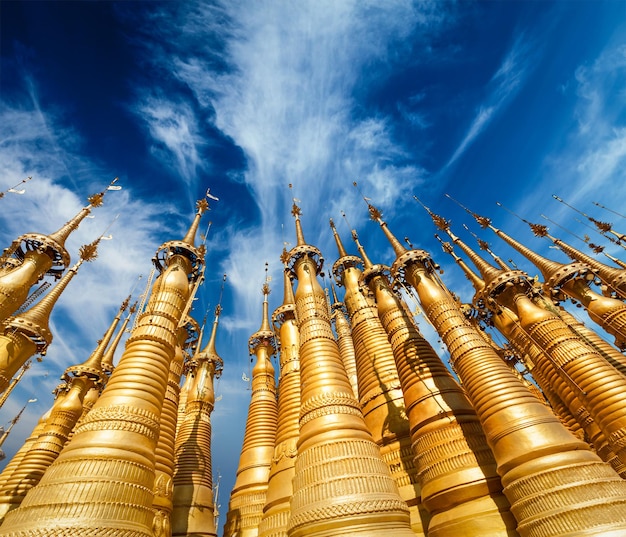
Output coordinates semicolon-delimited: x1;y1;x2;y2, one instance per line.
553;194;626;244
0;398;37;449
462;223;510;270
593;201;626;220
0;177;32;199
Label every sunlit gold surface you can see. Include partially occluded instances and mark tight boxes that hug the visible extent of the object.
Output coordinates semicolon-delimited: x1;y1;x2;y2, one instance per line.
0;203;204;537
223;289;277;537
172;310;222;537
258;269;300;537
286;209;414;537
331;223;427;536
362;258;517;537
375;213;626;537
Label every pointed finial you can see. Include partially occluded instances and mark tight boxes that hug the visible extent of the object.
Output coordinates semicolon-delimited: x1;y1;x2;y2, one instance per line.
248;265;276;355
101;298;136;374
445;193;492;228
413;195;451;231
330;218;349;258
353;182;406;256
49;177;121;246
351;230;373;269
182;198;209;246
6;238;101;352
66;294;130;380
435;233;485;291
593;201;626;220
289;184;306;246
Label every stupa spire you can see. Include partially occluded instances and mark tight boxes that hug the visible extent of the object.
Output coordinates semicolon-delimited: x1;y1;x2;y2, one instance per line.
285;201;415;537
172;304;222;537
550;234;626;299
553;194;626;246
482;213;626;354
358;230;518;537
0;179;119;323
461;224;510;270
0;200;204;536
376;205;626;537
434;234;485;292
0;239;100;393
224;275;277;537
0;399;37;454
0;361;31;411
0;295;125;521
153;321;193;537
332;221;428;536
329;283;359;399
259;263;301;537
101;300;136;376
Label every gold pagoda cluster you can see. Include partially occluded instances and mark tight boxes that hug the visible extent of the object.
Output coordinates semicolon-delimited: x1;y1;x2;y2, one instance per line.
2;181;626;537
0;186;223;537
224;197;626;537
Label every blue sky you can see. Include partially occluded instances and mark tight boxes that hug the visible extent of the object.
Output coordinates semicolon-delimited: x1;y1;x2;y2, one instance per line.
1;0;625;532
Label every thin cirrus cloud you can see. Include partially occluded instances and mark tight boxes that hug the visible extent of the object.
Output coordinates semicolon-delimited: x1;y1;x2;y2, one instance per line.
128;1;450;313
446;34;534;169
515;41;626;234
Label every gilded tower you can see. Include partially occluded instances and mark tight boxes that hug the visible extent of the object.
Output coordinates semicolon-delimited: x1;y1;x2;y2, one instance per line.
258;263;301;537
0;198;207;537
329;284;358;399
285;201;414;537
437;227;626;478
444;208;626;468
223;275;277;537
352;231;518;537
369;201;626;537
0;237;101;394
0;179;117;325
0;293;128;521
172;301;224;537
329;219;427;536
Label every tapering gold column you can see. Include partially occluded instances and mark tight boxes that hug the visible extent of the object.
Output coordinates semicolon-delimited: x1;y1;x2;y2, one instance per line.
486;222;626;357
330;221;427;536
0;240;100;393
439;232;626;474
330;285;358;399
371;203;626;537
152;322;191;537
549;235;626;299
0;199;207;537
0;180;117;322
448;218;626;469
258;264;300;537
0;409;50;492
286;203;414;537
224;279;277;537
172;306;223;537
0;296;127;521
354;233;517;537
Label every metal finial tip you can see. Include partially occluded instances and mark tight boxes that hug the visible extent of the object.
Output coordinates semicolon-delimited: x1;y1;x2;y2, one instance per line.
196;198;210;214
78;240;100;262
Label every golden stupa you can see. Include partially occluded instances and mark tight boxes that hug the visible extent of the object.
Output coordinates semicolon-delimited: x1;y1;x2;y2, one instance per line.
1;183;626;537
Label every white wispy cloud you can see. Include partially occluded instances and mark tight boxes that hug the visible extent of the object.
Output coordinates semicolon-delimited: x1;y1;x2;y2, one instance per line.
137;94;207;190
446;33;534;168
128;0;452;336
